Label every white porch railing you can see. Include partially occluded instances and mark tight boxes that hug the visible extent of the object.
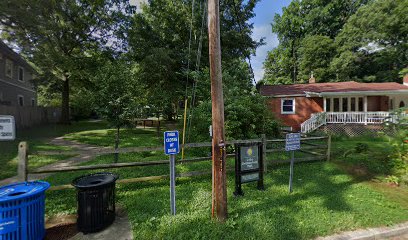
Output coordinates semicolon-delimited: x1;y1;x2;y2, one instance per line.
301;112;406;133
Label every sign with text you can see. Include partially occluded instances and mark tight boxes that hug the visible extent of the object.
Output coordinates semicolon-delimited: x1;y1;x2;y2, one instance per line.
0;116;15;141
240;146;259;171
164;131;179;155
234;143;264;196
285;133;301;151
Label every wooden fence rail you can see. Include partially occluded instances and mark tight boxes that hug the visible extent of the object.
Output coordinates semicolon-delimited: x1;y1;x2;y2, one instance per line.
18;135;331;186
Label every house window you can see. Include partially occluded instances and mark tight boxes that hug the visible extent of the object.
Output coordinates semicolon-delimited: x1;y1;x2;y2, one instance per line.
326;98;331;112
5;59;13;78
333;98;340;112
342;98;348;112
400;101;406;108
351;98;356;111
18;95;24;106
358;97;364;111
281;98;295;114
31;98;35;107
18;67;24;82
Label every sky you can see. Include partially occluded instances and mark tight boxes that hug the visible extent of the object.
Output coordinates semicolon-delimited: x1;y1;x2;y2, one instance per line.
250;0;292;82
130;0;292;82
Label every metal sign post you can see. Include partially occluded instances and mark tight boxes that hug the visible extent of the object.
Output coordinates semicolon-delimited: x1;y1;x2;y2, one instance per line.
285;133;301;193
164;131;180;215
0;116;16;141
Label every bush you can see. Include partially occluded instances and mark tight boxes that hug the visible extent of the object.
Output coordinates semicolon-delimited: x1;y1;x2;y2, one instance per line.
188;93;280;143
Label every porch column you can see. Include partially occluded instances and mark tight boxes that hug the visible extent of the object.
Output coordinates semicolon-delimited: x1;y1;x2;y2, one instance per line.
364;96;368;125
340;98;343;112
323;97;327;112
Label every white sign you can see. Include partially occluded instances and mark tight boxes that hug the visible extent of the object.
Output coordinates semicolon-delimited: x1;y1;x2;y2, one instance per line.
0;116;16;141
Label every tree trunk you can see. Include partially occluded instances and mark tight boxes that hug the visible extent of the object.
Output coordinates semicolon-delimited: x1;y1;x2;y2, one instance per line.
114;127;120;163
60;75;71;124
156;113;160;137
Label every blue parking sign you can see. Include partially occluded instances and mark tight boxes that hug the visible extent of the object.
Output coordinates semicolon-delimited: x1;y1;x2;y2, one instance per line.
164;131;179;155
285;133;301;151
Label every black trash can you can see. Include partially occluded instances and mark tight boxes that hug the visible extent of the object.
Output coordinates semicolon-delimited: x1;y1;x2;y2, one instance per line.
72;172;119;234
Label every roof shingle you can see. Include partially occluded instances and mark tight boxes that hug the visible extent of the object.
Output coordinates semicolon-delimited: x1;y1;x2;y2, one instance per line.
260;81;408;96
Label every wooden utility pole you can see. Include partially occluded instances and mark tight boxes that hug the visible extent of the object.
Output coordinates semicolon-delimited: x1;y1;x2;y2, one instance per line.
208;0;227;221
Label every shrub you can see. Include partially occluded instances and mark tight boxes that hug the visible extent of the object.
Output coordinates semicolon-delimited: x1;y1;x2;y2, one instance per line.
188;93;280;143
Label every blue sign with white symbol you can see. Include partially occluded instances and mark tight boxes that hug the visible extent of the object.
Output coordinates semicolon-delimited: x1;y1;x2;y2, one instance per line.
164;131;179;155
285;133;301;151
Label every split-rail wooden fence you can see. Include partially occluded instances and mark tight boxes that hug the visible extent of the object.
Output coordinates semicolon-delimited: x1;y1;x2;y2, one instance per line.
17;135;331;190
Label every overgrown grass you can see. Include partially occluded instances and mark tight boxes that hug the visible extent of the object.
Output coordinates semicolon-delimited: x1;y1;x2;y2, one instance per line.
45;161;408;239
0;121;107;180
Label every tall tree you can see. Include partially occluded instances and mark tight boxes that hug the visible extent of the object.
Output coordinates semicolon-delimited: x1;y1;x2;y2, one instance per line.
263;0;370;84
297;35;336;82
128;0;261;119
333;0;408;83
0;0;134;123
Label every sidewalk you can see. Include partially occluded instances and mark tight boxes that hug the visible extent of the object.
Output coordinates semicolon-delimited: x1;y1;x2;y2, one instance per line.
317;221;408;240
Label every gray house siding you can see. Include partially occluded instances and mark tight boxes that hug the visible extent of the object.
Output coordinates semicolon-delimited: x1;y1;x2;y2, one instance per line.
0;41;37;107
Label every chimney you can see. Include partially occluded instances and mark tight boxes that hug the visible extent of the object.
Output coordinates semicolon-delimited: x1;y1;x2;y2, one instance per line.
404;74;408;86
309;71;316;84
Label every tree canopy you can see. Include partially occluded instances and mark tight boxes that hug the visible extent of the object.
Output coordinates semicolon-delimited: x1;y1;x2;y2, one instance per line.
262;0;406;85
0;0;134;123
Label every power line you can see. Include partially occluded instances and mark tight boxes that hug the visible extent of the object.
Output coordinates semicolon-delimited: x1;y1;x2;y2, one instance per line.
187;0;207;142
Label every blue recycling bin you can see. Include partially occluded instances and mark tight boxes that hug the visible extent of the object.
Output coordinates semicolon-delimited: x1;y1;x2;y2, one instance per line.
0;181;50;240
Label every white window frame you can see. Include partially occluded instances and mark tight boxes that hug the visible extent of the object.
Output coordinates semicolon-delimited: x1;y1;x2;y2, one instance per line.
281;98;296;114
18;66;24;82
5;59;13;78
17;95;24;106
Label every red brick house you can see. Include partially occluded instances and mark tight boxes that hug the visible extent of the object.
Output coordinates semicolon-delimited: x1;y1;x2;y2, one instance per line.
260;77;408;133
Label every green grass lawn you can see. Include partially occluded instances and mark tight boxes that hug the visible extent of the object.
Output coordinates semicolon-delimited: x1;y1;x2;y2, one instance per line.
63;127;162;147
0;121;107;180
43;132;408;239
45;160;408;239
4;121;406;239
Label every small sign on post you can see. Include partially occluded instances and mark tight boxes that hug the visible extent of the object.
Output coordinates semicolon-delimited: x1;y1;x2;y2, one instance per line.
234;143;264;196
285;133;301;193
164;131;179;215
0;116;16;141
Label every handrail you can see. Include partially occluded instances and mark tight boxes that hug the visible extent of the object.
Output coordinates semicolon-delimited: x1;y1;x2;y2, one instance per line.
301;111;406;133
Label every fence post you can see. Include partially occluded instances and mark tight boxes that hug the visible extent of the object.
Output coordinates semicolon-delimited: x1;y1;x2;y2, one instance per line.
18;142;28;182
326;135;331;161
261;134;267;173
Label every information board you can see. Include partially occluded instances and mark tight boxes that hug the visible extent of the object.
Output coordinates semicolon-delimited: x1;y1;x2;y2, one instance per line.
285;133;301;151
234;143;264;196
240;146;259;171
0;116;15;141
164;131;179;155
